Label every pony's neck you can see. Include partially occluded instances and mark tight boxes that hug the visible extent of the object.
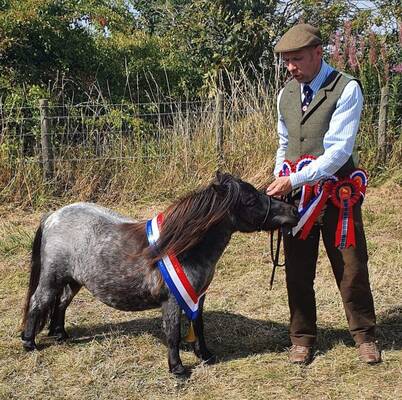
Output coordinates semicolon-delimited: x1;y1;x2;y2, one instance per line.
181;216;234;267
177;217;234;294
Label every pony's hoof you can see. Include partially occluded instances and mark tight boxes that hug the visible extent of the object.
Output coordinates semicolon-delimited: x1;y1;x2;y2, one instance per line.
49;329;69;342
202;354;217;365
22;341;37;351
21;333;37;352
170;364;189;378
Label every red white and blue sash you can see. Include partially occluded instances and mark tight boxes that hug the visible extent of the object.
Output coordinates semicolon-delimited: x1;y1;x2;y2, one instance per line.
146;213;206;320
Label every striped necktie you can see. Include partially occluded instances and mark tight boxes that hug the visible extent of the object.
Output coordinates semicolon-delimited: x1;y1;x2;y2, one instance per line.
301;84;313;114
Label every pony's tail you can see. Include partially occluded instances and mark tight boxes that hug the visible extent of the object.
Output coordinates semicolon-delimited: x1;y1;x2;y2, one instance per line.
21;223;43;331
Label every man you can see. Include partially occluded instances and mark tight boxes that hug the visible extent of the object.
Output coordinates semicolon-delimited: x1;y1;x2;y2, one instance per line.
267;24;381;365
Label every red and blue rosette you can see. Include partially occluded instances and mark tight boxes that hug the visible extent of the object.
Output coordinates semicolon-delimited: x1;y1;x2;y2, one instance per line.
349;169;368;203
297;176;338;239
291;155;324;238
279;159;295;177
330;179;361;249
295;154;316;172
280;156;368;246
295;155;316;211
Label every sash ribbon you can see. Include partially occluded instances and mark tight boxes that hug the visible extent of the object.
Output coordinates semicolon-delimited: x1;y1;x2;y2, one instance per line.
146;213;206;320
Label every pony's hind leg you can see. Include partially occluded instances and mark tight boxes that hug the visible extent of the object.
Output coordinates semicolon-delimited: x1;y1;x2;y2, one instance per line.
21;280;60;351
48;281;81;342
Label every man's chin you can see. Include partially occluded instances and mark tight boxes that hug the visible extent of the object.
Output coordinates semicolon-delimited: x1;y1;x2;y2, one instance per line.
293;75;305;82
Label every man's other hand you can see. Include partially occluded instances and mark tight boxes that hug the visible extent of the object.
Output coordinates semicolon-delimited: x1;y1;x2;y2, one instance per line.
266;176;293;196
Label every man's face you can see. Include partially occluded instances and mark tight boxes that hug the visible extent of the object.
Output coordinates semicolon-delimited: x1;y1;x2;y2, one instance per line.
282;45;323;83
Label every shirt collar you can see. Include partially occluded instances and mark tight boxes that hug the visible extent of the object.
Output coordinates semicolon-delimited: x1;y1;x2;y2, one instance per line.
301;60;335;95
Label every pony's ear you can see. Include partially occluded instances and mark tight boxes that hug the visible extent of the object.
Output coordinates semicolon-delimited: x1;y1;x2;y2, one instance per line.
215;170;233;184
215;170;224;182
213;171;232;195
212;182;227;196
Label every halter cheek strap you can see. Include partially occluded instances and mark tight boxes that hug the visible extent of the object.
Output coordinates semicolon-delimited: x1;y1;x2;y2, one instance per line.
258;195;271;231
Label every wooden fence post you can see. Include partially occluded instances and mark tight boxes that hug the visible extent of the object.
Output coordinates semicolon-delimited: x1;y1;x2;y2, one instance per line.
39;99;54;181
216;91;224;166
377;84;389;164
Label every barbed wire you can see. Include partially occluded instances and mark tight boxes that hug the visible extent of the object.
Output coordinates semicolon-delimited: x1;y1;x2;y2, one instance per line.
20;155;172;163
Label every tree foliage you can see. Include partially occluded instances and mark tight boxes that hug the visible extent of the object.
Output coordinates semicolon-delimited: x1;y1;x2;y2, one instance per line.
0;0;400;104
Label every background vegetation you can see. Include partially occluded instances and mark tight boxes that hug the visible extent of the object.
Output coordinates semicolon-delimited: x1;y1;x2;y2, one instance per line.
0;2;401;398
0;1;401;207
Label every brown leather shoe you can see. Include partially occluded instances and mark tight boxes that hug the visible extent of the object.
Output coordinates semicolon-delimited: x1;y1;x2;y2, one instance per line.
358;342;382;364
289;345;313;365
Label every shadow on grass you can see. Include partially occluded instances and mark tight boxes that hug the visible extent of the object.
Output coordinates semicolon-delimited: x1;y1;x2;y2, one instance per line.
39;305;401;359
63;311;289;360
316;305;402;352
376;305;402;349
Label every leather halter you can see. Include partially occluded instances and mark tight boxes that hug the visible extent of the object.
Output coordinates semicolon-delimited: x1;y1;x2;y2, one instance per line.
258;194;271;231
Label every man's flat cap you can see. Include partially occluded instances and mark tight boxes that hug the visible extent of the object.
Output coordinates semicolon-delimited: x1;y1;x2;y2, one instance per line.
274;24;322;53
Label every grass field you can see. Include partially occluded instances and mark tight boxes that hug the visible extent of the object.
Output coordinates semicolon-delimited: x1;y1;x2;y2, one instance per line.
0;182;401;400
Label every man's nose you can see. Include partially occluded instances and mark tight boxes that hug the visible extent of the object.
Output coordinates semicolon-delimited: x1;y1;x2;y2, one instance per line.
287;62;297;72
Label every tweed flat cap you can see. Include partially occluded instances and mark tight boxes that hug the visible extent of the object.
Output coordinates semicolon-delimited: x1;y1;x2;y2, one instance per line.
274;24;322;53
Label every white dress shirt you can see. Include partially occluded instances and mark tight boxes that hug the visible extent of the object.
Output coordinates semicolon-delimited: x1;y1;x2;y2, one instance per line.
274;60;364;189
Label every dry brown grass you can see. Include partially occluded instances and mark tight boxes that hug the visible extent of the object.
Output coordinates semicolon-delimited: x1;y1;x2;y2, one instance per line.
3;71;400;209
1;184;401;400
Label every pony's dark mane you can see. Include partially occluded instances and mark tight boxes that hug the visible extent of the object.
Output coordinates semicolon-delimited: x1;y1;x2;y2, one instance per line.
152;177;240;262
123;175;241;266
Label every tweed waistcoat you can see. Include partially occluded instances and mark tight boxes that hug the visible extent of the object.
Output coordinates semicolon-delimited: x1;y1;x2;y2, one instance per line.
279;71;359;176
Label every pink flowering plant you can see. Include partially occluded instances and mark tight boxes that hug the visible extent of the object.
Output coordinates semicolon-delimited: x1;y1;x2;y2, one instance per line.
329;15;401;169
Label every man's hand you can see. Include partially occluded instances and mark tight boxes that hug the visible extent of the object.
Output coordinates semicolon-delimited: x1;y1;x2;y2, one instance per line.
266;176;293;196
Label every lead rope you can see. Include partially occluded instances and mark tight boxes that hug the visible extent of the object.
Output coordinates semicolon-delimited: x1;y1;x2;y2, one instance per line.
268;194;290;289
269;228;286;289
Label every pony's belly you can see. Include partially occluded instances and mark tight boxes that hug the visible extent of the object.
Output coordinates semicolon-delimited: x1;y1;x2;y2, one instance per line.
77;264;168;312
92;290;168;312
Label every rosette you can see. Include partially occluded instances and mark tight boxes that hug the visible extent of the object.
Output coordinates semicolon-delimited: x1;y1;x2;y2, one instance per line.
330;179;361;249
349;169;368;202
279;160;295;177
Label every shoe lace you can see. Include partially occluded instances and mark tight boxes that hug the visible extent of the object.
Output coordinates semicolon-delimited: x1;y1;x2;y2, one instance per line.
360;342;378;354
292;345;309;354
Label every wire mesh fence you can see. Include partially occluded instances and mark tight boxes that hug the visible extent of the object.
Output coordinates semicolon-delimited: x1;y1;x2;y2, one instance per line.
0;99;222;164
0;90;401;201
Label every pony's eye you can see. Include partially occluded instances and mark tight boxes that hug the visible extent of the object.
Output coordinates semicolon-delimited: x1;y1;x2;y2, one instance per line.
244;197;257;207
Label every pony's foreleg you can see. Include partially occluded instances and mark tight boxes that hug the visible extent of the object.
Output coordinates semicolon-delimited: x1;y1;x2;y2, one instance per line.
192;297;216;364
48;282;81;341
161;296;186;376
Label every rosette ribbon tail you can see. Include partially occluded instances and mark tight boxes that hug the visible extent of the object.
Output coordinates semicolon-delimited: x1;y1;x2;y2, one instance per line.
298;186;331;240
335;199;356;249
331;179;360;249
